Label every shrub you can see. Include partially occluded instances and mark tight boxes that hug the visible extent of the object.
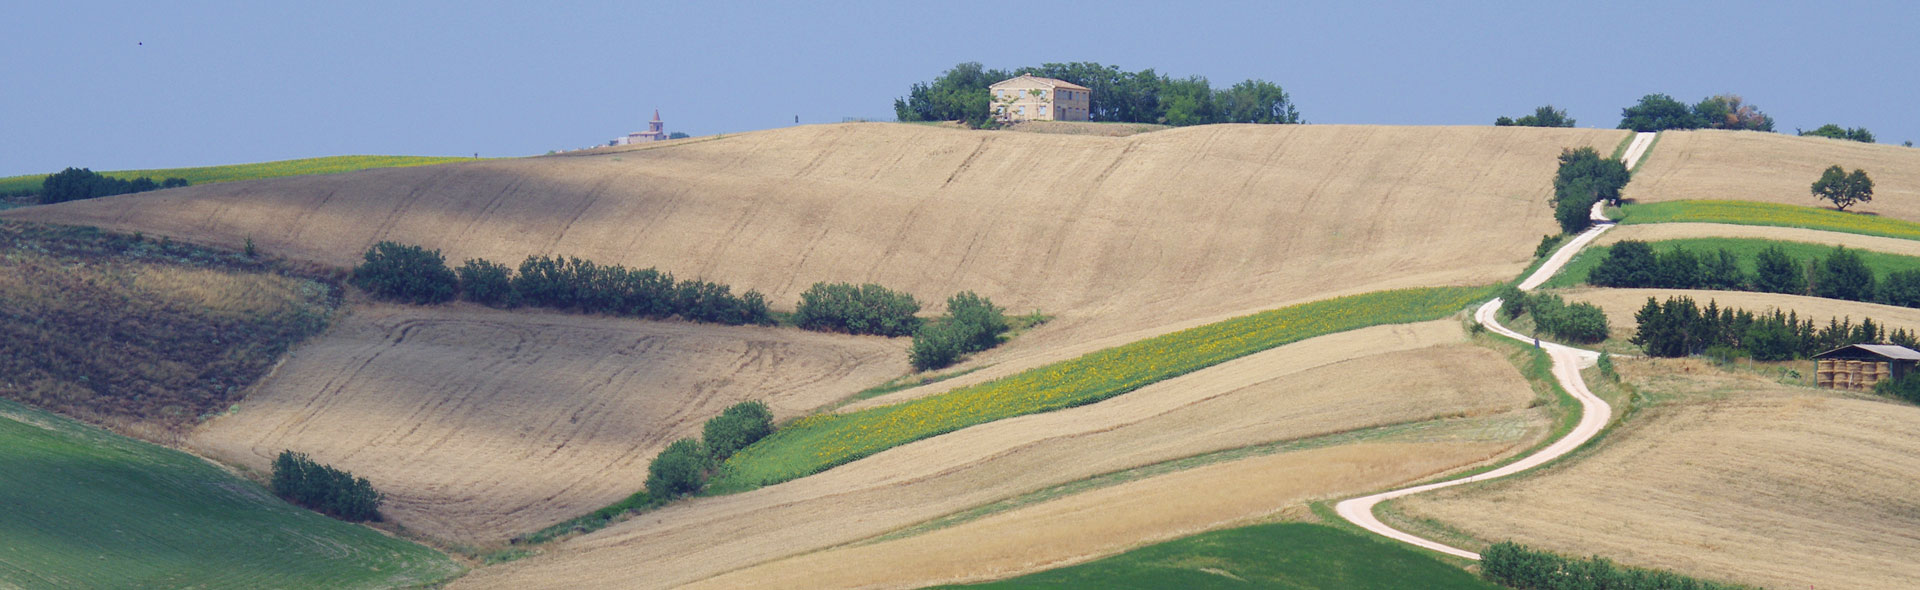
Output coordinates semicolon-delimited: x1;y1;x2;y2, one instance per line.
944;291;1009;353
1526;293;1609;344
350;241;458;304
1498;285;1527;319
505;254;770;325
645;438;710;498
1814;246;1875;302
1874;372;1920;404
457;258;517;307
1482;540;1756;590
703;401;774;461
1533;234;1561;259
909;320;967;371
271;451;383;522
795;282;922;337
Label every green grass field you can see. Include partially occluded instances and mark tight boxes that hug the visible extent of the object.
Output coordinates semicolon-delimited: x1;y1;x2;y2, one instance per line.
930;522;1500;590
1619;200;1920;241
0;399;461;589
710;285;1498;491
0;155;473;195
1541;236;1920;289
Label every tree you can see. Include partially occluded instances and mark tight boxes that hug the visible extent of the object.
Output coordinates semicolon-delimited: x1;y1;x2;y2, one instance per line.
1811;165;1874;210
1879;269;1920;308
1553;146;1630;206
457;258;517;307
1618;94;1702;132
795;282;922;337
1815;246;1875;301
350;241;458;304
1753;245;1805;294
1691;94;1773;131
1496;105;1574;127
1800;124;1874;143
1216;79;1301;124
1157;75;1216;126
645;438;711;498
943;291;1009;353
1589;240;1658;288
893;62;1009;128
271;450;384;522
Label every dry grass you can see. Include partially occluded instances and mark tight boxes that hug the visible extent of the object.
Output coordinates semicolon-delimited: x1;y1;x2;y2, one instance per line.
1001;120;1171;136
2;124;1626;380
1398;357;1920;589
681;441;1513;590
451;320;1546;589
186;304;907;544
1626;130;1920;221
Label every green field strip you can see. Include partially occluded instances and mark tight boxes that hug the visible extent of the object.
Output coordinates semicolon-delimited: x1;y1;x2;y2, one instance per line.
1539;236;1920;289
0;155;473;195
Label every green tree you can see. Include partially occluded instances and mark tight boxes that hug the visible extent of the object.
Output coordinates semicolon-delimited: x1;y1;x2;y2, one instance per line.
1589;240;1658;288
645;438;711;498
1691;94;1773;131
1879;269;1920;308
1215;79;1301;124
1814;246;1875;301
893;62;1009;128
703;401;774;461
457;258;517;307
1753;245;1806;294
350;241;458;304
795;282;922;337
1811;165;1874;210
1553;146;1630;206
1799;123;1875;143
908;320;965;371
1618;93;1703;131
1157;75;1216;126
1497;105;1575;127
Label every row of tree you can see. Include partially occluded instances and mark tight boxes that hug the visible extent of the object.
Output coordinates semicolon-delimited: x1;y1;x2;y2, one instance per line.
1617;93;1774;132
1799;123;1875;143
40;167;188;204
1630;295;1916;360
270;451;383;522
1481;541;1756;590
1495;105;1575;128
795;282;924;337
893;62;1300;128
349;242;774;326
1549;147;1631;234
1589;241;1920;309
646;401;775;498
1499;287;1610;343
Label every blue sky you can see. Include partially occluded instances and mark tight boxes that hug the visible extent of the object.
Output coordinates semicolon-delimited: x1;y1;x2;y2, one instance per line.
4;0;1915;176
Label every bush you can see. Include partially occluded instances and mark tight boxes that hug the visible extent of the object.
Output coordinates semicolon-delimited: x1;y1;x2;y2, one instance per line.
1526;293;1609;344
506;254;770;325
1814;246;1875;302
703;401;774;461
795;282;922;337
1533;234;1561;259
38;167;186;204
1482;540;1756;590
457;258;517;307
271;451;383;522
1498;285;1527;319
645;438;710;498
944;291;1009;353
1874;372;1920;404
1752;245;1806;294
909;320;967;371
350;241;458;304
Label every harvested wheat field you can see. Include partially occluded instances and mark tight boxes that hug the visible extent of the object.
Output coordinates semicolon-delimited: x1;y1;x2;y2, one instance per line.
682;440;1513;590
1562;287;1920;340
453;320;1548;589
1598;222;1920;257
1397;363;1920;589
1627;130;1920;219
187;304;906;543
3;124;1624;373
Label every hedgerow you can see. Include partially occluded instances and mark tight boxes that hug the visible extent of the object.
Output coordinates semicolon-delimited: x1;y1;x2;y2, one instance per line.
350;241;457;304
1481;541;1757;590
795;282;922;336
271;451;383;522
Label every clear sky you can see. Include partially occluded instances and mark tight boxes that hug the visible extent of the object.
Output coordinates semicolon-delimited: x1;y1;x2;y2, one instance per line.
5;0;1915;176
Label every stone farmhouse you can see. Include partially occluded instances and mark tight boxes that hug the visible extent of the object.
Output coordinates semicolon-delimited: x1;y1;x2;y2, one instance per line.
989;75;1091;123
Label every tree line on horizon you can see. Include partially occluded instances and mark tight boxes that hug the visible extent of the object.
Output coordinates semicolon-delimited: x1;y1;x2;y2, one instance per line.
1496;93;1895;145
893;61;1301;128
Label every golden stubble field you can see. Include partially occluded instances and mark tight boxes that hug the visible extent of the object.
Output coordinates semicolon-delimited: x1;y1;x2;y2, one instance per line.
453;320;1548;589
1626;130;1920;220
188;304;907;543
1397;357;1920;589
1563;287;1920;342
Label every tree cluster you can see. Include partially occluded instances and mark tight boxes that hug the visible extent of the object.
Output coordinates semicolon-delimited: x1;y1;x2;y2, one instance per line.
1495;105;1575;128
1617;93;1774;132
348;242;773;326
1799;123;1875;143
909;291;1011;371
1549;147;1631;234
40;167;188;204
795;282;923;337
1589;241;1917;308
1499;287;1609;344
1481;541;1756;590
647;401;776;498
1811;165;1874;211
894;61;1300;128
271;450;383;522
1630;295;1914;360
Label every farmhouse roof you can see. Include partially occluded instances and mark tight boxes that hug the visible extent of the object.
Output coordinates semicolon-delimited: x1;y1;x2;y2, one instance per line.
1814;343;1920;361
989;74;1090;91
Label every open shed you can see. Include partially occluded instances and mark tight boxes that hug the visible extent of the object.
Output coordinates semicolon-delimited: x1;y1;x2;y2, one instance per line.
1813;343;1920;391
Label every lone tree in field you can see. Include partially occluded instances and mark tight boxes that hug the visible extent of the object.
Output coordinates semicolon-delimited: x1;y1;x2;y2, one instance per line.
1811;165;1874;211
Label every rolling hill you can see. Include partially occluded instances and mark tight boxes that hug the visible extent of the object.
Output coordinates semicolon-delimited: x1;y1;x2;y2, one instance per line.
1626;130;1920;220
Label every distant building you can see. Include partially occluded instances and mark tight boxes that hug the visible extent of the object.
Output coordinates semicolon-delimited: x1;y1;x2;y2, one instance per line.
613;110;668;146
1813;344;1920;391
989;75;1091;123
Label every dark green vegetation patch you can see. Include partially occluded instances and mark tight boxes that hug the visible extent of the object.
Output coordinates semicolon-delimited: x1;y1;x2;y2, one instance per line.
0;399;461;589
934;523;1500;590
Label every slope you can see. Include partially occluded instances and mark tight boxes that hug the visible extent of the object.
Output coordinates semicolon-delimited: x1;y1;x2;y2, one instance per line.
1625;130;1920;220
187;303;907;544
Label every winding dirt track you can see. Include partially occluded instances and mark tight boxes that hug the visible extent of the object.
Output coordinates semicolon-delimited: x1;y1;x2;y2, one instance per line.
1334;133;1652;559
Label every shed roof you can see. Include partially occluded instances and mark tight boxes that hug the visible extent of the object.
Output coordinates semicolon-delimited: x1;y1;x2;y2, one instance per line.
989;74;1091;91
1813;343;1920;361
